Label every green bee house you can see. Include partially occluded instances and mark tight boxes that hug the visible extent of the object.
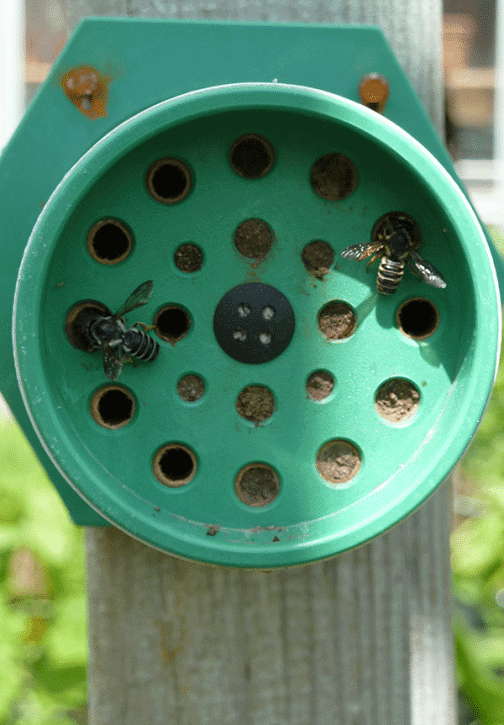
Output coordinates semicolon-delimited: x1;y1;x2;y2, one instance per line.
2;19;502;567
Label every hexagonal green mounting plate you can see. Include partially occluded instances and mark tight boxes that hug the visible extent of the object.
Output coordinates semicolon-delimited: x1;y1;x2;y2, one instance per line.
2;19;503;565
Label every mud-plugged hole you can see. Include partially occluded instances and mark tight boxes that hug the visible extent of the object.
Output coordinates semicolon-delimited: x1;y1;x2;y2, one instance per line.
311;153;358;201
235;463;280;506
301;240;335;279
230;134;274;179
318;301;356;341
236;385;275;423
177;375;205;402
306;370;335;402
397;297;439;339
65;300;111;352
154;306;191;344
316;440;361;484
153;444;197;487
375;378;420;424
90;386;135;429
87;220;133;264
146;158;192;204
174;243;203;273
234;218;273;259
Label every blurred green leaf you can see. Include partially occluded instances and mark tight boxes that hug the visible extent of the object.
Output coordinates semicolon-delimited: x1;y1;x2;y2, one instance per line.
0;417;87;723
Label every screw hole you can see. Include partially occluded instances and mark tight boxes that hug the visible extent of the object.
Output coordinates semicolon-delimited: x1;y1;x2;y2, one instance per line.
397;297;439;340
154;306;191;344
230;134;274;179
235;463;280;506
153;444;197;487
237;303;251;318
90;386;135;429
146;158;192;204
86;220;133;264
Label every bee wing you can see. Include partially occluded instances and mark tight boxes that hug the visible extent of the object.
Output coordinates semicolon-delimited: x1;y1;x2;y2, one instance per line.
408;250;447;288
103;345;124;381
113;280;154;319
341;241;384;261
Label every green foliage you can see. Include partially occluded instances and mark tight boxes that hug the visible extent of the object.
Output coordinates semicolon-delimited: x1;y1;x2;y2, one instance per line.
0;416;87;724
454;250;504;723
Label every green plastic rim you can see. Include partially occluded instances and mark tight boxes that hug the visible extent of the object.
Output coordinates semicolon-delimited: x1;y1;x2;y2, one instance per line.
13;83;501;568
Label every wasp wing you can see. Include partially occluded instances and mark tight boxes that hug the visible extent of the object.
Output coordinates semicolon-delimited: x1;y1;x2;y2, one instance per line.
341;241;384;261
408;250;447;288
103;345;124;381
113;280;154;319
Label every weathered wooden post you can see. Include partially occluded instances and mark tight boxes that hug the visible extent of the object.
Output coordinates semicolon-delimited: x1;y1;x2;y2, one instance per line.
61;2;456;724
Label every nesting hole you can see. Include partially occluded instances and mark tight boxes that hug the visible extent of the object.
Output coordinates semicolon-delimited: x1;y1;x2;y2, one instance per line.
65;300;111;352
146;158;192;204
86;220;133;264
177;375;205;402
311;153;358;201
306;370;335;402
316;440;361;484
302;240;335;279
154;306;191;344
235;463;280;507
318;301;356;341
230;134;274;179
375;378;420;424
174;243;203;273
397;297;439;340
90;386;135;429
236;385;275;424
372;211;421;247
153;444;197;487
234;218;273;259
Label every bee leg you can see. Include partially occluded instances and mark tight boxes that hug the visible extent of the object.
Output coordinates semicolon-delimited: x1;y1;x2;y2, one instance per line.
132;321;155;332
366;254;379;272
406;259;421;277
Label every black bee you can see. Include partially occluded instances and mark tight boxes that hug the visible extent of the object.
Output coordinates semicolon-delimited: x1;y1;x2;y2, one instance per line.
341;220;446;295
88;280;159;380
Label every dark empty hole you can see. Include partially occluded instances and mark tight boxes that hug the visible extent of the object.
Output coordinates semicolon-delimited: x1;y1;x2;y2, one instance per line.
90;386;135;429
146;158;191;203
152;164;186;198
159;447;194;481
87;221;132;263
98;389;133;426
230;135;274;179
397;298;439;339
154;307;191;343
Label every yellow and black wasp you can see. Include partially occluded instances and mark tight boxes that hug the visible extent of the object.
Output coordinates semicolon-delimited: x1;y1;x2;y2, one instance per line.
341;215;446;295
88;280;159;380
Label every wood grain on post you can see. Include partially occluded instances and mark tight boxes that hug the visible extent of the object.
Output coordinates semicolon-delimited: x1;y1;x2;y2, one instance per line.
77;1;456;723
